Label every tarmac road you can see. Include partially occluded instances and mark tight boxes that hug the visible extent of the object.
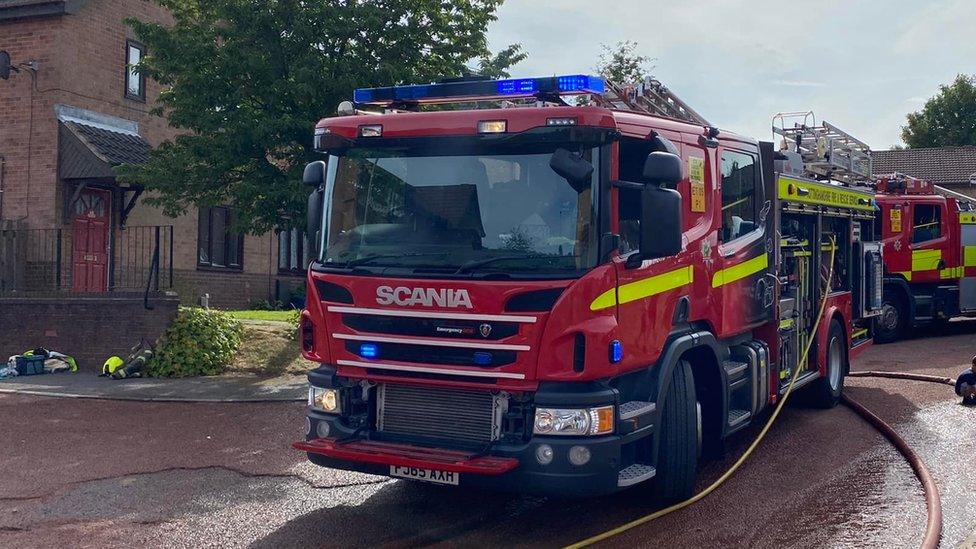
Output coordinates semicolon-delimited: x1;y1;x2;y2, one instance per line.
1;320;975;548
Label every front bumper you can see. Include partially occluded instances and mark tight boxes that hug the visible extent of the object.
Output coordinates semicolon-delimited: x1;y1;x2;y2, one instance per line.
299;406;656;497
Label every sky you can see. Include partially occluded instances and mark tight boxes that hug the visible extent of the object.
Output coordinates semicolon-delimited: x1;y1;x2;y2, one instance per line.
486;0;976;150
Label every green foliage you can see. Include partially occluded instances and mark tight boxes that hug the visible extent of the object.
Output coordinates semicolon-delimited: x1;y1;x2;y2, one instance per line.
117;0;523;233
149;307;245;377
595;40;654;85
902;74;976;148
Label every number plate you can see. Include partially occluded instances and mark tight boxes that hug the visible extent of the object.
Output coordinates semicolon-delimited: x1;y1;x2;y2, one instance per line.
389;465;459;485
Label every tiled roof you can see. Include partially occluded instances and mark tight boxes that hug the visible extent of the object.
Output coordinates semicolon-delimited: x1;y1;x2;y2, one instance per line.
872;146;976;186
64;121;150;166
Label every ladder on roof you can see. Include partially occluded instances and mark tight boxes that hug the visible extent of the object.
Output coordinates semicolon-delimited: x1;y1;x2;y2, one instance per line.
592;77;710;126
772;111;873;186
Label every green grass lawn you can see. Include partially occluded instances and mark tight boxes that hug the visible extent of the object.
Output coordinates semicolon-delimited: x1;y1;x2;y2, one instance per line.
224;310;298;322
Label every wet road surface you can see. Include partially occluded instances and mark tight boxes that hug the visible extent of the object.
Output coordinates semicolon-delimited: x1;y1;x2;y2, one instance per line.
2;320;975;548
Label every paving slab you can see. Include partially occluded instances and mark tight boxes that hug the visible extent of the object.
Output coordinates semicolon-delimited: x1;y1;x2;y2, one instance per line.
0;371;306;402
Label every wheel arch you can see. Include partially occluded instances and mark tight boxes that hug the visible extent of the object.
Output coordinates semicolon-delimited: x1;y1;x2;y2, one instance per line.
653;331;725;443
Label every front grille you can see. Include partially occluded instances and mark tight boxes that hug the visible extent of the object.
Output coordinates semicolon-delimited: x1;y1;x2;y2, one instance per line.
377;384;500;443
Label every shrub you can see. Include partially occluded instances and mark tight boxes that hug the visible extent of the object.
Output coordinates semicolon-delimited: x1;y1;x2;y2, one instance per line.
149;307;245;377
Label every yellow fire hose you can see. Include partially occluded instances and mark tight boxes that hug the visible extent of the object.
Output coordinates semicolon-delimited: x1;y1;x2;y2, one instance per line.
566;238;837;548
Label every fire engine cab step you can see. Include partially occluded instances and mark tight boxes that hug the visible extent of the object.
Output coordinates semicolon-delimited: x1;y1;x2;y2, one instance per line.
293;438;519;475
617;463;657;487
727;409;751;429
619;401;656;420
723;360;749;380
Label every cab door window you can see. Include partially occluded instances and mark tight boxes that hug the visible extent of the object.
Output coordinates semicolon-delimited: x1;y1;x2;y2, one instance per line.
912;204;942;243
720;150;758;242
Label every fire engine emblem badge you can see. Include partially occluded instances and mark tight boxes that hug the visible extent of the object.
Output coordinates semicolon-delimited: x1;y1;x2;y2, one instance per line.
479;323;492;338
701;240;713;260
893;239;902;251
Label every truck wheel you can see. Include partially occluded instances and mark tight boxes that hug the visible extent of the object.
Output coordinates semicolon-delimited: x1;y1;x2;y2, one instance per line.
653;359;699;502
874;295;906;343
802;319;846;408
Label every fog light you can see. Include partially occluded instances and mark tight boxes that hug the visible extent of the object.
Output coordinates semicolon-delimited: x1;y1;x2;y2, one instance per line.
535;444;554;465
316;420;331;439
568;445;591;466
478;120;507;133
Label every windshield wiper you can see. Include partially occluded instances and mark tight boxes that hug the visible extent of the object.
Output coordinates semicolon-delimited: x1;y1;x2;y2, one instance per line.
454;255;566;274
342;252;448;267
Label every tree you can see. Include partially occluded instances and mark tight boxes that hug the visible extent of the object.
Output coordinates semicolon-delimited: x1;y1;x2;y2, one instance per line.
595;40;654;85
118;0;523;233
902;74;976;148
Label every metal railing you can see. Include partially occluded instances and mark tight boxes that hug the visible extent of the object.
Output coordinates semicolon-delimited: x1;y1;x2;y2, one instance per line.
0;225;173;295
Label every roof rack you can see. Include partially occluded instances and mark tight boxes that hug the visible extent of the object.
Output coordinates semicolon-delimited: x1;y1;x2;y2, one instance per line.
592;78;710;126
772;111;873;186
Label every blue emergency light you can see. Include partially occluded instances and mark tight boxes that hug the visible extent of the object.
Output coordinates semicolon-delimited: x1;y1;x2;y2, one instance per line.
353;74;605;106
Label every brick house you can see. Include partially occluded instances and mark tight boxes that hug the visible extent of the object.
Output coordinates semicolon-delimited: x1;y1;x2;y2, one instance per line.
0;0;307;310
872;146;976;199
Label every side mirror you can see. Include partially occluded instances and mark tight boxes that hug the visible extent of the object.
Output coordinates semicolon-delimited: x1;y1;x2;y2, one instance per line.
643;151;683;185
304;161;327;257
550;148;594;193
303;160;326;187
636;184;683;262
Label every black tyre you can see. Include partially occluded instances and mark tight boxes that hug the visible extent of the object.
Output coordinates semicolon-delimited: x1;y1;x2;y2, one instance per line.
653;359;699;502
802;319;846;408
874;293;907;344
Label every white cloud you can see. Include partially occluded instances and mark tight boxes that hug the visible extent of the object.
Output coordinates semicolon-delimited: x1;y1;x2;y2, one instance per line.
487;0;976;149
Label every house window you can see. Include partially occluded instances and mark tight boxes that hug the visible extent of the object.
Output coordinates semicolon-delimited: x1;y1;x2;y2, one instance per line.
278;228;310;274
912;204;942;243
198;206;244;269
125;40;146;101
720;150;758;242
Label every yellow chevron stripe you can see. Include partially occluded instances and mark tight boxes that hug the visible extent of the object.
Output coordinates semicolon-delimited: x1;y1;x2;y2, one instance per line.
911;249;942;272
712;254;768;288
589;266;694;311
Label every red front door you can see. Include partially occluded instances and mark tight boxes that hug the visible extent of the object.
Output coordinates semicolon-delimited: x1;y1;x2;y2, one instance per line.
71;188;110;292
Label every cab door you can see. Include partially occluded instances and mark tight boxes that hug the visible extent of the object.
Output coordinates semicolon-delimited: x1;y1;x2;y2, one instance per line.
908;199;953;283
713;145;774;337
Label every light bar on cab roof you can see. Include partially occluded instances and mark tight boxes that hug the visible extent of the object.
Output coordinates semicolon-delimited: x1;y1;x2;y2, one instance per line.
352;74;605;106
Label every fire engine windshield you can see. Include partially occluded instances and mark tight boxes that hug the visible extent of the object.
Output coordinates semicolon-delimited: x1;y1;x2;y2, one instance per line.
319;144;599;277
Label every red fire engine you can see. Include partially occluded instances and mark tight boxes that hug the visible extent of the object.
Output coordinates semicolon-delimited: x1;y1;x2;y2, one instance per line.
871;172;976;342
293;76;883;497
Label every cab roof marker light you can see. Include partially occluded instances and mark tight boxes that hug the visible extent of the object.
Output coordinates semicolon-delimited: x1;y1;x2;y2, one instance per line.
478;120;507;134
358;124;382;137
352;74;605;106
547;117;577;126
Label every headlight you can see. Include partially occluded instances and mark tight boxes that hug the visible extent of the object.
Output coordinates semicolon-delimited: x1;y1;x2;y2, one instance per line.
308;387;341;414
533;405;614;436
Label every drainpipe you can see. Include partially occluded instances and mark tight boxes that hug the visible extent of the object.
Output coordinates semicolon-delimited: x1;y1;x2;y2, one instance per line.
0;155;5;224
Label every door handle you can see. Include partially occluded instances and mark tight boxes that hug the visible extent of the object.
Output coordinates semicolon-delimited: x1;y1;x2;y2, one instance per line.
937;259;946;270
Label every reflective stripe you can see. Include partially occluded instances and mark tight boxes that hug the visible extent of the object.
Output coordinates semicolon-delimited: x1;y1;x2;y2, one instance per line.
895;271;912;281
911;249;942;272
712;254;768;288
965;246;976;267
589;266;693;311
961;213;976;225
